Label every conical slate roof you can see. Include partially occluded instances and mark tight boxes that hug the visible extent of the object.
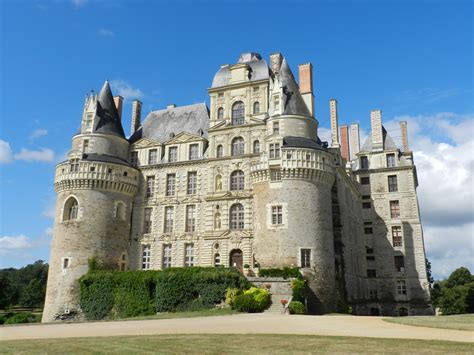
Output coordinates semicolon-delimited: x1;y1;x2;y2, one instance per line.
94;81;126;138
279;58;311;117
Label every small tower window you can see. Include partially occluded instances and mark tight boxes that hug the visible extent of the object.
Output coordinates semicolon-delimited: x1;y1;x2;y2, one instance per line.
83;139;89;153
231;101;245;125
62;257;70;270
63;197;78;221
217;107;224;120
115;201;126;221
253;101;260;114
273;122;279;135
300;249;311;268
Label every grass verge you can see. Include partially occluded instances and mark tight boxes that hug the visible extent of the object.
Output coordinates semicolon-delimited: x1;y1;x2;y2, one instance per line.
383;314;474;331
1;334;472;354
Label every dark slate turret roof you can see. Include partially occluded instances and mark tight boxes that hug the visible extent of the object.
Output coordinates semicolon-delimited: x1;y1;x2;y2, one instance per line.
94;81;126;138
282;136;328;151
279;59;311;117
129;103;209;143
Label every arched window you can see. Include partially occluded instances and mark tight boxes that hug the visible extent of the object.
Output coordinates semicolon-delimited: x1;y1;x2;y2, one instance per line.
253;101;260;114
230;170;245;191
115;202;126;221
217;107;224;120
232;101;245;125
63;197;78;221
214;253;221;267
229;203;244;230
216;145;223;158
231;137;244;156
253;140;260;154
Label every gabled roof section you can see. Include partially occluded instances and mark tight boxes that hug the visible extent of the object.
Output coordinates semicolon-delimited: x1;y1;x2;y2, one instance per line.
129;103;209;144
94;81;126;138
360;126;398;152
130;137;161;148
279;58;311;117
164;131;207;145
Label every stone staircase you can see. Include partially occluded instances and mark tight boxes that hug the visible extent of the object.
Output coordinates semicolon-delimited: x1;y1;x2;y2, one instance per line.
247;276;293;315
265;293;292;314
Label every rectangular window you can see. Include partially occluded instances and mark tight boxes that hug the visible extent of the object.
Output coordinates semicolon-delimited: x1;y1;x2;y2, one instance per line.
392;226;403;247
274;96;280;109
390;200;400;218
394;255;405;272
62;258;69;270
189;144;199;160
143;208;152;234
271;205;283;225
184;243;194;267
273;122;279;135
166;174;176;196
83;139;89;152
366;247;374;254
360;156;369;169
146;176;155;198
360;176;370;185
367;269;377;278
300;249;311;268
366;256;375;261
269;143;280;159
70;159;79;173
187;172;197;195
271;169;281;181
142;245;151;270
397;280;407;295
162;244;172;269
164;206;174;233
362;195;371;200
386;153;396;168
185;205;196;232
362;202;371;209
253;86;259;92
130;151;139;167
168;147;178;162
369;289;378;300
148;149;158;165
388;175;398;192
364;227;373;234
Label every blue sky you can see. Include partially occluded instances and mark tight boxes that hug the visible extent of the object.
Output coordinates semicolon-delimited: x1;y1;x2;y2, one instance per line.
0;0;472;279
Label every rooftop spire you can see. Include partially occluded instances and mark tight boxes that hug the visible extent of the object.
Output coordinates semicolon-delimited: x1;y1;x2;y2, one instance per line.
279;58;311;117
94;80;126;138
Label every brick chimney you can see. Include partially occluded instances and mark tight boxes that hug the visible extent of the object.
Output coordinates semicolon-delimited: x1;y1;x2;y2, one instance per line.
298;63;314;116
370;110;383;151
269;53;283;74
113;96;123;121
350;123;360;160
400;121;409;152
340;125;350;161
329;99;340;148
131;100;142;135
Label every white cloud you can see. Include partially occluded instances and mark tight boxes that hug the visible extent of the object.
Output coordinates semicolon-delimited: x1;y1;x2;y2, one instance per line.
110;79;144;100
98;28;115;37
0;235;33;250
14;148;55;162
0;139;12;163
71;0;88;8
29;128;48;140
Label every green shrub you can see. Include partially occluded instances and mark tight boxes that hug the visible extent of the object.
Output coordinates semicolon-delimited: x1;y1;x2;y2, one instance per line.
233;287;270;313
291;279;306;302
4;312;37;324
259;267;301;279
288;301;305;315
80;271;116;320
0;315;6;324
225;288;241;306
336;300;352;314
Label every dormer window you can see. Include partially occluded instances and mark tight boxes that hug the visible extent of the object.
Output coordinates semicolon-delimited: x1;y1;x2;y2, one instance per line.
273;122;279;135
168;147;178;163
217;107;224;120
232;101;245;125
189;144;199;160
148;149;158;165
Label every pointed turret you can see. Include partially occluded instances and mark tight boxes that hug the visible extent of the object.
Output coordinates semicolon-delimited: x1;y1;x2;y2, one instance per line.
279;58;311;117
94;81;126;138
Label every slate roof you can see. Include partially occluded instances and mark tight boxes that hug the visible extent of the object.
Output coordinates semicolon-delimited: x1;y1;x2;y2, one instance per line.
282;136;328;151
360;126;398;152
211;53;270;88
82;153;130;167
129;103;210;143
94;81;126;138
278;58;311;117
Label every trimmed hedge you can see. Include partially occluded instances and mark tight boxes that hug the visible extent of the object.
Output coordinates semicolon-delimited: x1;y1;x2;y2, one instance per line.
258;267;302;279
80;267;250;320
232;287;270;313
291;279;306;303
288;301;305;314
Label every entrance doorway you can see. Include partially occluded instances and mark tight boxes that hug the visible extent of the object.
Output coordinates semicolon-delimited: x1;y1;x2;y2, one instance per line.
229;249;243;273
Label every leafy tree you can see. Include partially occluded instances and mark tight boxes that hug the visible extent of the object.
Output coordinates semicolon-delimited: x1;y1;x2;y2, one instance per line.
435;267;474;315
445;267;473;288
425;258;434;285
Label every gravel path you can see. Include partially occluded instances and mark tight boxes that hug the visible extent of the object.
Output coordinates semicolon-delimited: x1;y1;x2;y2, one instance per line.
1;314;473;343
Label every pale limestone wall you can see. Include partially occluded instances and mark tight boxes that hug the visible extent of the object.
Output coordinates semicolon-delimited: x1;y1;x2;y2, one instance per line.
71;133;129;161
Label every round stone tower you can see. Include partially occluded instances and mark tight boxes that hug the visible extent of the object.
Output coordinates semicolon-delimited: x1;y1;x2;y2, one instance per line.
42;81;139;322
251;57;337;313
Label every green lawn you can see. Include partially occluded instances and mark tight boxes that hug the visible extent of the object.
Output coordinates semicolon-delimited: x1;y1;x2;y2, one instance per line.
383;314;474;331
1;334;472;354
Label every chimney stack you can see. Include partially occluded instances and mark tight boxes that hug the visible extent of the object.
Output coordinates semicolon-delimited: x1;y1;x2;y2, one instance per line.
269;53;283;74
329;99;340;148
131;100;142;135
370;110;384;151
350;123;360;160
298;63;314;116
339;125;350;162
113;96;123;121
400;121;409;152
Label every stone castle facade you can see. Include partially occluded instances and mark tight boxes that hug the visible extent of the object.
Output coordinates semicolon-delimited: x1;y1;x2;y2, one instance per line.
42;52;432;322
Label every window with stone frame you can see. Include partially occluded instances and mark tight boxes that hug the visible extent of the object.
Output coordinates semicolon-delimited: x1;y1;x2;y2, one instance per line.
64;197;78;221
392;226;403;247
394;255;405;272
185;205;196;233
369;289;378;300
360;176;370;185
83;139;89;153
162;244;172;269
269;143;280;159
189;144;199;160
364;226;373;234
388;175;398;192
367;269;377;278
273;121;280;135
146;176;155;198
231;101;245;125
271;205;283;225
130;151;139;167
273;96;280;110
62;257;70;270
166;174;176;196
230;170;245;191
214;253;221;266
216;145;224;158
168;146;178;163
386;153;396;168
253;101;260;114
142;245;151;270
390;200;400;218
271;169;282;181
217;107;224;120
362;202;371;209
397;280;407;295
187;172;197;195
148;149;158;165
231;137;245;156
164;206;174;233
69;159;79;173
253;140;260;154
184;243;194;267
360;156;369;169
300;249;311;268
143;208;152;234
229;203;244;230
